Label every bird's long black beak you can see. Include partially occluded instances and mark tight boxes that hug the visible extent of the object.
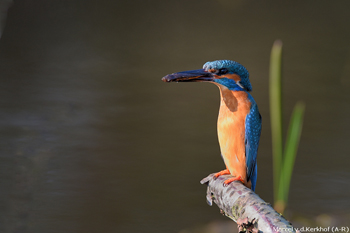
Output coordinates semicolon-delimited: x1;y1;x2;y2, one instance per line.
162;69;214;82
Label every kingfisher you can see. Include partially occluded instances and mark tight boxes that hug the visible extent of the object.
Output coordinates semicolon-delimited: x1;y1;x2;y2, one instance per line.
162;60;261;191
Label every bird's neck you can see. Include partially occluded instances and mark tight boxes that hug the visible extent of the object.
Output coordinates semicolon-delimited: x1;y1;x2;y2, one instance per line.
216;84;249;112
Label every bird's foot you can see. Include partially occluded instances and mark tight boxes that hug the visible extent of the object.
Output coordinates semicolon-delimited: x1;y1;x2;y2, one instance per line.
223;176;244;186
213;170;244;187
213;169;231;179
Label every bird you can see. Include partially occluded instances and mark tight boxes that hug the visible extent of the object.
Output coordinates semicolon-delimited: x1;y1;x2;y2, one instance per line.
162;60;262;191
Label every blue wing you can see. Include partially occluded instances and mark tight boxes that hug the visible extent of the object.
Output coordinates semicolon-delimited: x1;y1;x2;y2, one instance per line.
245;95;262;191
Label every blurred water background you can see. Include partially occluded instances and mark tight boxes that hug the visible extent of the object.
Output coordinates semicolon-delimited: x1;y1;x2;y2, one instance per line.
0;1;349;232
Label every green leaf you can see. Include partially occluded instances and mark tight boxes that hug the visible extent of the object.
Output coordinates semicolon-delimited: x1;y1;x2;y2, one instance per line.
269;40;283;203
279;102;305;203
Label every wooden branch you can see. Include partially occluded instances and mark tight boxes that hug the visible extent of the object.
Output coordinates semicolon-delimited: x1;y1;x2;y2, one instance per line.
200;173;298;233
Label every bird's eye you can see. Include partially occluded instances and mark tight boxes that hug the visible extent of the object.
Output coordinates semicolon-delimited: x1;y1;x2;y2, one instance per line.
218;68;228;75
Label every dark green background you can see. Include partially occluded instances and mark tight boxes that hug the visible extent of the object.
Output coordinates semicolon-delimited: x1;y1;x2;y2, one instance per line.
0;1;349;232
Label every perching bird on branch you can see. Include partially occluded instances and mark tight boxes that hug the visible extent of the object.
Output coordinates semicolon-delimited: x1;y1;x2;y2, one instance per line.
162;60;262;191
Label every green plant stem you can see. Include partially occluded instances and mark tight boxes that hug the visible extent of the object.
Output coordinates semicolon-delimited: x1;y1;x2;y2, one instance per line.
279;102;305;204
269;40;283;204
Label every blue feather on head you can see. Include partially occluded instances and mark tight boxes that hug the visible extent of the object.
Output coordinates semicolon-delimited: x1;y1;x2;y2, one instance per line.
203;60;252;91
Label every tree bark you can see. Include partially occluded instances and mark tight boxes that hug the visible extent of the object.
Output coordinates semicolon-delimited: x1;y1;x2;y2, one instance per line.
200;173;298;233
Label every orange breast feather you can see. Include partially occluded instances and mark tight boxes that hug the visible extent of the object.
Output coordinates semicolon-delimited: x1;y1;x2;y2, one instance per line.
216;85;251;185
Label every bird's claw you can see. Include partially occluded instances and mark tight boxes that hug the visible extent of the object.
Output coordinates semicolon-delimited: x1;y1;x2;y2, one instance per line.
213;169;231;179
222;176;243;187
